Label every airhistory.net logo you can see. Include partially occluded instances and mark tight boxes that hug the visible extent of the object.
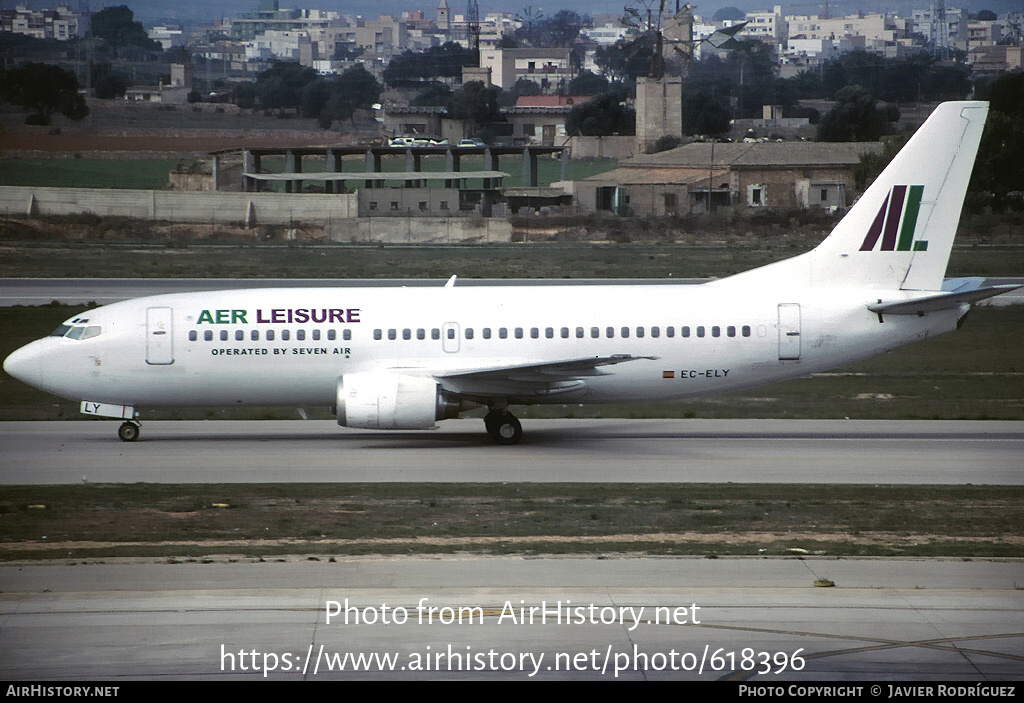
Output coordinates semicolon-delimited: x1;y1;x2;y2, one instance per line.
860;185;928;252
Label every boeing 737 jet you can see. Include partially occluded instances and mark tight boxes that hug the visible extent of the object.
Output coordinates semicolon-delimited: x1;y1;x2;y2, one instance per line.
4;101;1018;444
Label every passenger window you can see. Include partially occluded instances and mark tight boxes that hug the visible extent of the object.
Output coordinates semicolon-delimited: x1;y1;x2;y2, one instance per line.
252;330;260;341
402;328;411;340
431;328;440;340
682;326;690;338
576;327;584;339
297;329;306;341
651;326;660;338
266;330;275;341
606;327;614;338
666;326;675;338
373;329;382;340
515;328;523;339
531;328;539;339
447;328;455;340
312;329;320;341
621;327;630;338
545;327;554;339
483;328;491;339
465;328;474;339
387;329;396;340
591;327;599;338
189;330;197;341
204;330;213;341
728;326;736;337
499;328;507;339
235;330;244;341
343;330;351;341
742;325;751;337
560;327;569;339
282;330;291;341
218;330;227;341
327;329;336;341
636;327;645;338
712;326;720;337
697;326;705;338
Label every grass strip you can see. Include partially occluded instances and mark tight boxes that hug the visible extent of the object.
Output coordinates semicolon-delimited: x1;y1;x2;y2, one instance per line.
2;483;1022;560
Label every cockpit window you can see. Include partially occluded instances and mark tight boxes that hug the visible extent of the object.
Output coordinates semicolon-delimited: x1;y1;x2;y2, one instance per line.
55;325;102;341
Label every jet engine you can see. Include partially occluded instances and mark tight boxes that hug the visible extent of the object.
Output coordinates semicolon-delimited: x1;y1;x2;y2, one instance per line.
336;372;465;429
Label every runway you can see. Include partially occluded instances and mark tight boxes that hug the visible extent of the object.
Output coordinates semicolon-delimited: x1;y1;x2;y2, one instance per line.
2;419;1023;485
1;557;1021;680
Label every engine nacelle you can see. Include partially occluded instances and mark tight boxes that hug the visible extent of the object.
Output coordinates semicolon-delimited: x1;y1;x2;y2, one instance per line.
336;372;463;429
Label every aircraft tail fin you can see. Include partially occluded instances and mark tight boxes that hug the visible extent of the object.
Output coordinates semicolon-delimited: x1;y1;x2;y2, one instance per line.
715;101;988;292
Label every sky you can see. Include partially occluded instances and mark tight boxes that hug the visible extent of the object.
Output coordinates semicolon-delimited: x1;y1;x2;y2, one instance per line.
80;0;1024;26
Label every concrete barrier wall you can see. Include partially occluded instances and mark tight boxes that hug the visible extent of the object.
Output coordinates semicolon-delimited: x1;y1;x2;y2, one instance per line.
328;216;511;243
0;186;358;224
566;136;635;160
0;186;512;243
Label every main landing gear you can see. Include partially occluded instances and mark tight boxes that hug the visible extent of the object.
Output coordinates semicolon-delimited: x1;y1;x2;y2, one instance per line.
118;420;141;442
484;409;522;445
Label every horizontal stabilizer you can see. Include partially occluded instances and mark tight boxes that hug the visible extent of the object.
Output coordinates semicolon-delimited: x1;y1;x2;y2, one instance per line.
867;284;1022;316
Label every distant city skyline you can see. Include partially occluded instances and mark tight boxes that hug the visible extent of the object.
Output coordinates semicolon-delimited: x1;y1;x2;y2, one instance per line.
69;0;1024;26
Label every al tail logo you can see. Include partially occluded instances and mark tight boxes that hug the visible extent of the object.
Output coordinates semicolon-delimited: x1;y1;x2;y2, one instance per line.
860;185;928;252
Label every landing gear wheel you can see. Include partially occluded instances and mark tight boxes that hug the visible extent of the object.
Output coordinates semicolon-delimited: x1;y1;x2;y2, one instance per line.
118;421;140;442
485;410;522;445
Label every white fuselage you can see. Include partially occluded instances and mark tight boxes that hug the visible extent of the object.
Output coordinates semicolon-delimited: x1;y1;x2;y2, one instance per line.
6;283;963;409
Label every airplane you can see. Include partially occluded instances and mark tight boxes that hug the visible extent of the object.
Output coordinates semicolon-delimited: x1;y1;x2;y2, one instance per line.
3;101;1020;445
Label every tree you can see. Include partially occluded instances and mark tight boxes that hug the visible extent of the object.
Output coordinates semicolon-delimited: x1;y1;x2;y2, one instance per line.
969;71;1024;211
568;70;610;95
595;35;656;84
682;92;731;136
383;43;475;86
0;63;88;125
318;66;383;128
91;6;161;53
566;91;635;136
713;6;746;21
817;85;896;142
255;62;319;112
977;9;997;21
447;80;504;127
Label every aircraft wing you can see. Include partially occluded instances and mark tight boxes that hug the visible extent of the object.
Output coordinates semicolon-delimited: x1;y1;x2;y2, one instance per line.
427;354;657;399
867;284;1022;316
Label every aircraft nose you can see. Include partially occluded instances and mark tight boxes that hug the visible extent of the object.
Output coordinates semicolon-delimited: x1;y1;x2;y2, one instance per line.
3;342;44;389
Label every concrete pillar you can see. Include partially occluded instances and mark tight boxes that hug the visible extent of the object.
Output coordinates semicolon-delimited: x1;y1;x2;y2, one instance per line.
325;148;339;194
365;149;381;189
483;148;499;189
243;151;254;192
212;155;221;191
560;147;569;182
522;148;538;187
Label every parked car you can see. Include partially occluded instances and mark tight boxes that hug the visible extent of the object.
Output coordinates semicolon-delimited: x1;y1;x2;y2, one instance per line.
458;138;486;147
